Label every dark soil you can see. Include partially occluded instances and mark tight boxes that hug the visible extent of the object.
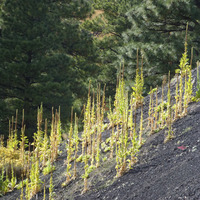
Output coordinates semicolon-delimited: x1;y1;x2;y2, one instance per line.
2;68;200;200
77;101;200;200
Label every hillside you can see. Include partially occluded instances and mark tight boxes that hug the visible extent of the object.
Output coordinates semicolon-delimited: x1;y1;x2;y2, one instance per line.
78;100;200;200
2;67;200;200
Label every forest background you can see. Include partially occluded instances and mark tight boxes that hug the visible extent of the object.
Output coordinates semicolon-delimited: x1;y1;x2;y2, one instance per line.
0;0;200;140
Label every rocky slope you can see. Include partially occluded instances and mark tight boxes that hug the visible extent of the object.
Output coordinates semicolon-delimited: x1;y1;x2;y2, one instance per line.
2;68;200;200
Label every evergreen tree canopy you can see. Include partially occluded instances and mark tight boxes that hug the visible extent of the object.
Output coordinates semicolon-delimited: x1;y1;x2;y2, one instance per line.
87;0;200;94
0;0;97;139
123;0;200;88
83;0;134;98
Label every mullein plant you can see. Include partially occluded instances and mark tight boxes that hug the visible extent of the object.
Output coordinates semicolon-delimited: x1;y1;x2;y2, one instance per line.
43;180;46;200
154;86;158;131
185;33;193;106
108;68;129;155
150;89;155;134
115;55;144;174
42;120;56;176
19;110;28;173
81;105;86;159
88;92;95;156
50;109;56;162
40;111;62;175
177;65;183;116
35;150;42;196
95;85;102;168
82;143;89;194
32;104;44;186
25;143;31;200
82;148;96;194
56;107;62;151
183;46;193;116
109;123;115;159
13;110;19;151
107;96;114;128
113;73;126;125
164;72;174;143
40;119;50;169
34;105;43;153
64;108;74;185
148;86;153;128
151;88;157;134
82;82;91;158
128;97;134;138
174;74;179;120
20;174;24;200
176;24;193;117
100;85;106;142
72;113;79;180
115;106;129;177
49;172;54;200
194;61;200;100
182;25;189;116
14;110;18;150
108;67;127;128
81;88;99;193
132;50;144;109
128;124;139;169
86;97;92;156
91;125;96;166
132;52;144;145
1;169;10;195
81;89;98;193
3;112;20;182
167;72;171;124
50;108;62;163
158;76;167;129
128;98;138;167
0;142;24;195
139;105;144;146
116;89;130;176
90;92;96;166
0;166;8;195
28;106;43;198
7;110;19;151
7;118;13;150
10;163;17;190
29;147;42;198
148;87;157;134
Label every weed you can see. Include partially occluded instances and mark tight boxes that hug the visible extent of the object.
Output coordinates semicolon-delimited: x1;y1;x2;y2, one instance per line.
174;74;179;120
110;124;114;159
40;119;50;169
149;87;157;134
9;163;17;190
49;172;54;200
193;61;200;101
73;113;79;179
82;146;89;194
164;72;174;143
65;108;74;184
132;50;144;109
42;161;55;176
0;167;9;196
139;105;144;146
43;180;46;200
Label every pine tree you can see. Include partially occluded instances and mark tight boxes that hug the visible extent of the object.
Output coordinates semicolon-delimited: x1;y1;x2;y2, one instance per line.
123;0;200;88
83;0;134;98
0;0;96;139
